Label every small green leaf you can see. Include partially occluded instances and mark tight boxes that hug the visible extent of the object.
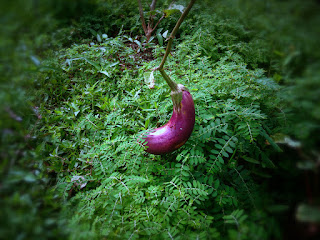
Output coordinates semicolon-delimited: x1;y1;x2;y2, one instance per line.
221;151;229;158
97;34;102;42
242;156;260;164
181;171;189;177
134;40;142;49
100;70;110;77
156;29;163;46
162;30;169;39
83;58;100;70
214;179;220;189
225;146;233;153
145;118;150;129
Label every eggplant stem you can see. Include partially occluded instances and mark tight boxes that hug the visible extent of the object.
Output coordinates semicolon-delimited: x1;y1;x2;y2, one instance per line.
156;0;196;91
159;69;178;91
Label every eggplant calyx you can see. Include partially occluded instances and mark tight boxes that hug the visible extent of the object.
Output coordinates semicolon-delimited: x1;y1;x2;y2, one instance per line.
171;84;189;113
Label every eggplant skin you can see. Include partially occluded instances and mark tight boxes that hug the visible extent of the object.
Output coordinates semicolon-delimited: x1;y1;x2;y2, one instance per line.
143;89;195;155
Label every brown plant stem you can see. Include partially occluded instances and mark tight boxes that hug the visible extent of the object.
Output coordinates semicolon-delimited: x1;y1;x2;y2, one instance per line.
148;0;157;36
152;14;165;32
150;0;157;11
138;0;162;42
137;0;147;36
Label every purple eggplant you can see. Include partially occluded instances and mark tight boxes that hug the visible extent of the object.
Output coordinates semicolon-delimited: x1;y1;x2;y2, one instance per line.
141;84;195;155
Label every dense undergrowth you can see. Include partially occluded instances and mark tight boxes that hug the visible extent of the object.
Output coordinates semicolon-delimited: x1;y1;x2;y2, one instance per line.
34;35;283;239
1;0;320;239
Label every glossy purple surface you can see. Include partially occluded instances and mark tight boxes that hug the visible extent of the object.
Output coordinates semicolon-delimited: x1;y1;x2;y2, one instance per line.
143;90;195;155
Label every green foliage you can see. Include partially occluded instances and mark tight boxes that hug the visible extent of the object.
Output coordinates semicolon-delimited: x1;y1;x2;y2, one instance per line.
181;0;320;77
33;27;285;238
0;1;83;239
282;65;320;149
2;0;320;239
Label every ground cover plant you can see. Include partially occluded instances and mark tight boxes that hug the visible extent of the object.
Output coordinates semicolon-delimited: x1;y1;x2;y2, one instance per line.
36;32;283;240
33;2;285;236
1;0;320;239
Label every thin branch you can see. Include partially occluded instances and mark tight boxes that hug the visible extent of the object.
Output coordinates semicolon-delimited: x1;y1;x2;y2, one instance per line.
156;0;196;91
171;0;196;39
159;69;178;91
137;0;147;35
158;0;196;71
149;0;157;27
152;13;165;32
150;0;157;11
